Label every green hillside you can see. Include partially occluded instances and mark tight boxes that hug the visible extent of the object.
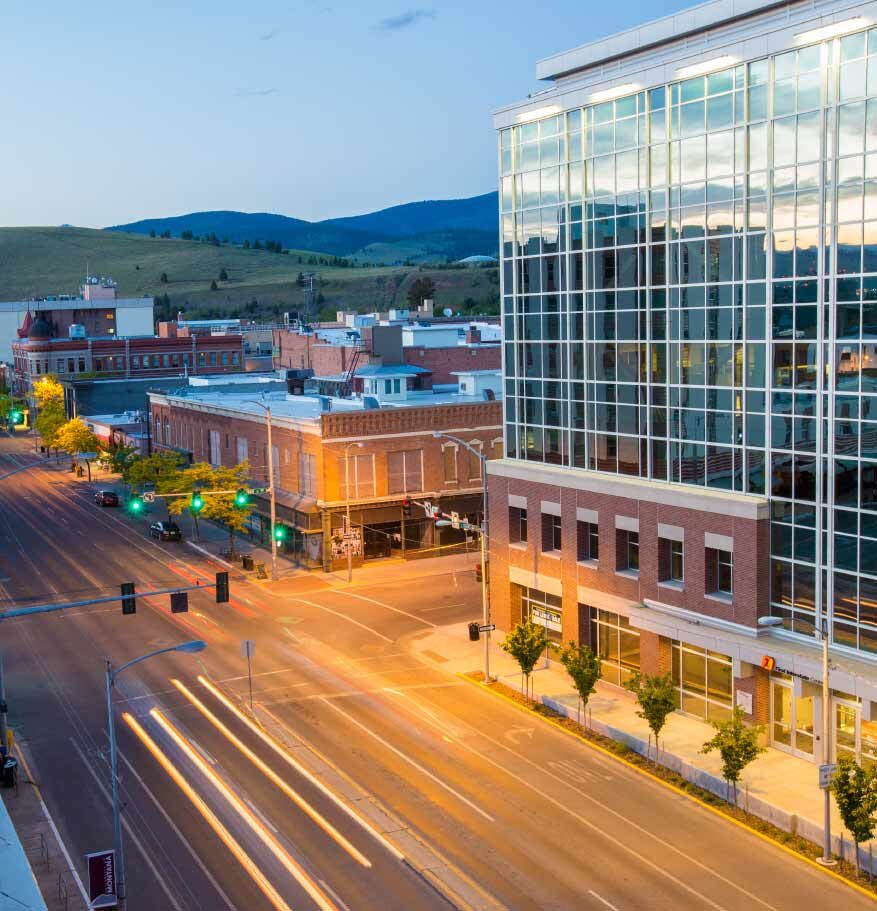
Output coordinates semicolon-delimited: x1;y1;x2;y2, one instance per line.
0;227;499;322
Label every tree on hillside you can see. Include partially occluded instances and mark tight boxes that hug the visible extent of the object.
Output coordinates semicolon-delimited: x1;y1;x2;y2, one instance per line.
160;272;169;284
164;461;253;556
149;229;156;238
624;672;677;762
219;268;229;281
700;705;766;806
210;280;218;291
55;418;102;479
243;239;250;249
254;240;262;250
501;620;548;703
406;276;436;308
161;230;171;239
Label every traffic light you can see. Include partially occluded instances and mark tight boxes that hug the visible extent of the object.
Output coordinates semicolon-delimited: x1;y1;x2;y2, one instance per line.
170;592;189;613
121;582;136;615
190;492;204;513
468;621;480;642
129;497;144;514
9;410;21;424
215;571;229;603
402;497;411;517
274;524;287;542
234;489;249;508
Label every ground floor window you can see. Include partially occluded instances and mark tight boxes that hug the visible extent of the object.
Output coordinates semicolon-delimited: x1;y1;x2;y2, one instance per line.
520;586;562;642
588;607;640;686
671;641;733;722
834;695;877;769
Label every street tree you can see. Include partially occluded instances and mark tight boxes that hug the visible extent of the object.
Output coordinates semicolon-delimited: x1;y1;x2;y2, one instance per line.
34;400;65;456
55;418;102;479
406;276;436;309
165;461;252;556
124;451;186;516
831;755;877;875
560;641;602;726
32;375;64;407
219;268;228;281
700;705;766;806
624;672;677;761
105;443;138;476
500;620;548;703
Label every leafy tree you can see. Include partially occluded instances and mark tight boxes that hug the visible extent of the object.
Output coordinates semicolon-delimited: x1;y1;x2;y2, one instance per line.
832;755;877;876
243;239;250;249
501;620;548;703
560;641;602;725
106;443;138;476
124;451;186;517
149;228;156;238
254;239;262;250
164;461;252;556
32;375;64;407
35;400;65;455
55;418;102;479
219;268;228;281
161;230;171;239
210;280;218;291
160;272;169;284
406;276;437;308
181;230;194;240
624;672;677;761
700;706;766;805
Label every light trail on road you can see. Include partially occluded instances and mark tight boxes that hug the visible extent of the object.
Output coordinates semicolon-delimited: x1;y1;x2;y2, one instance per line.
122;711;293;911
150;708;339;911
171;678;372;869
197;674;404;861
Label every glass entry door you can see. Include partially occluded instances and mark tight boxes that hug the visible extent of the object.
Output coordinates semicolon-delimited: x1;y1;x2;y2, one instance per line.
834;699;877;769
771;679;815;760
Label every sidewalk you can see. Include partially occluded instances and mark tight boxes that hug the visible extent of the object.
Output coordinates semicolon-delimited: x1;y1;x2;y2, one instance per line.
410;622;876;872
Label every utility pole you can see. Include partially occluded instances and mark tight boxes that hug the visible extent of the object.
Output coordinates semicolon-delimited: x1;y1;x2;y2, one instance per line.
344;442;364;583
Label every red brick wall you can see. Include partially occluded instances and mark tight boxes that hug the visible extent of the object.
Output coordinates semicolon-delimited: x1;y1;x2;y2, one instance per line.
403;345;501;384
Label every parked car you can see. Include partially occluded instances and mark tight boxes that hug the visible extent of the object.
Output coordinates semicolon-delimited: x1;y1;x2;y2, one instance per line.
150;521;182;542
94;490;120;507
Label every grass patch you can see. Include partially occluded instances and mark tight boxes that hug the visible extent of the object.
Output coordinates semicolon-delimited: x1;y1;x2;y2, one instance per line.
465;671;877;896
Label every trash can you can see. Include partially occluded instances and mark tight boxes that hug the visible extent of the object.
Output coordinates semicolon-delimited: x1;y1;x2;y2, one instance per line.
242;554;254;571
2;756;18;788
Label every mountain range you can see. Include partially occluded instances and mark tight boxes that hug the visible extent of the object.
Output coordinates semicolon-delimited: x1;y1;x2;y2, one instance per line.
106;192;499;264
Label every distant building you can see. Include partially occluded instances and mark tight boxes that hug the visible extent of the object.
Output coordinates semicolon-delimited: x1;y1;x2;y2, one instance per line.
148;370;502;570
0;276;153;363
158;318;276;371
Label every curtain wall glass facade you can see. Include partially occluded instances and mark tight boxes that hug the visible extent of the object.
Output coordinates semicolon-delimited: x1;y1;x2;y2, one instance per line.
499;26;877;655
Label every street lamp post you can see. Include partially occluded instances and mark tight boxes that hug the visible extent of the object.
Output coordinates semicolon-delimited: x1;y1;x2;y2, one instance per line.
344;442;364;583
758;615;835;866
248;400;278;581
434;432;491;681
106;640;207;905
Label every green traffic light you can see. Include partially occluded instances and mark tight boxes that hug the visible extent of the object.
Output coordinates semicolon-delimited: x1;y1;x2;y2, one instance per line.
234;489;249;507
130;498;144;513
191;492;204;512
274;524;286;541
9;411;21;423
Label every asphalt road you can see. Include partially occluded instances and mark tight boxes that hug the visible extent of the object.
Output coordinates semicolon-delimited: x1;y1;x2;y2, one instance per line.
0;434;873;911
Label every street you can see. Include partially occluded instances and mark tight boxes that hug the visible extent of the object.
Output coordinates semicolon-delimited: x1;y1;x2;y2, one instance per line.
0;434;872;911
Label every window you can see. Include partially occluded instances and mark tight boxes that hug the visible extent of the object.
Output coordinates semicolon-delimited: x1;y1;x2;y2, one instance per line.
209;352;217;366
78;358;85;372
617;530;639;573
387;450;423;494
509;506;528;544
236;437;248;463
542;513;562;552
467;441;482;481
221;351;229;365
671;641;732;722
299;452;317;497
520;585;562;642
341;453;375;499
589;607;640;686
491;438;504;459
659;537;684;584
232;351;240;365
706;547;733;595
577;522;599;562
154;415;161;443
162;354;170;368
442;444;458;483
209;430;221;467
132;355;140;369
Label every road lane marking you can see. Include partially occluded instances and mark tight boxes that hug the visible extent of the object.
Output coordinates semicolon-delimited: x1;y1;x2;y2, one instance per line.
197;675;404;860
292;598;393;643
331;590;437;628
172;678;372;868
69;736;186;911
319;878;353;911
121;714;292;911
588;890;621;911
116;749;238;911
150;708;338;911
318;698;495;823
382;688;462;739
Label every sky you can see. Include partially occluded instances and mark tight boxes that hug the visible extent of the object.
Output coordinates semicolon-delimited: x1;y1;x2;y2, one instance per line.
1;0;692;228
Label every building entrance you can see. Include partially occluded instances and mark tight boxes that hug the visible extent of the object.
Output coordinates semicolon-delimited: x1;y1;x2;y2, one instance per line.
771;678;815;760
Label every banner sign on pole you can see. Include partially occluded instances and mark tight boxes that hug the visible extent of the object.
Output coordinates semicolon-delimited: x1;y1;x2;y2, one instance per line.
86;849;117;908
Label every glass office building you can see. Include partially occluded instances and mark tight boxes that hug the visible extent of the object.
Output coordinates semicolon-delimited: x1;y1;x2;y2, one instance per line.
492;1;877;766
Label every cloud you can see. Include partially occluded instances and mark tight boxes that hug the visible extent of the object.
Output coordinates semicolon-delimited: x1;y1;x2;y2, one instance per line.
258;29;278;41
236;88;280;97
377;9;435;30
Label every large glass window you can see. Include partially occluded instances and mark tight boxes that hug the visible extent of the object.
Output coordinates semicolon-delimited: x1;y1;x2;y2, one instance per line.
589;607;640;685
387;450;423;494
671;641;732;721
521;586;562;642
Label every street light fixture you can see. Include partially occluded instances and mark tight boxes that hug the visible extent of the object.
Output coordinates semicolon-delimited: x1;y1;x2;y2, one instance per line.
246;399;278;581
343;442;364;583
757;614;835;866
433;431;491;681
106;640;207;905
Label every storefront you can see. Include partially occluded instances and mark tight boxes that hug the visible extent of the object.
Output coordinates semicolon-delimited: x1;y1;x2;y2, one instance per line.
671;641;733;723
588;607;640;686
769;673;816;761
520;586;563;642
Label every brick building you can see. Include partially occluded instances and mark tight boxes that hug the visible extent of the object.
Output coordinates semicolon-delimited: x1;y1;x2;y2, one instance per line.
491;0;877;766
148;373;503;569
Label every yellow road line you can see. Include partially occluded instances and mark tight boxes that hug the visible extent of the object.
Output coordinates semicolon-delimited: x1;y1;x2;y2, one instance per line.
457;673;877;903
